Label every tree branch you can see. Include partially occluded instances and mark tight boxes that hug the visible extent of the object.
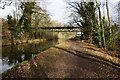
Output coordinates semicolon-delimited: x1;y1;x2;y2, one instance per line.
0;1;12;9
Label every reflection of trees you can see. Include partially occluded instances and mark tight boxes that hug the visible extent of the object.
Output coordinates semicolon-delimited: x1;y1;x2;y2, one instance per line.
8;45;22;65
2;40;57;66
23;52;32;61
2;45;22;66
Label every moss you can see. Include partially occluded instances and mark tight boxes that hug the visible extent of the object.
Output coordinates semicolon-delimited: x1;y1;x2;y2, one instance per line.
20;61;29;65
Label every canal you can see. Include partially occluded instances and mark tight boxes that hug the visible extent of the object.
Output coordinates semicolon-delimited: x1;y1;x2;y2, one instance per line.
1;32;76;74
1;40;57;73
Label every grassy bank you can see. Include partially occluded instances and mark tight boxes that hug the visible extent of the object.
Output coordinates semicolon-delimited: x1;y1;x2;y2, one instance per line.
2;30;58;46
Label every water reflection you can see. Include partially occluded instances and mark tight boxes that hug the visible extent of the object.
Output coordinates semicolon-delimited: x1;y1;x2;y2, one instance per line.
2;32;76;73
2;40;57;73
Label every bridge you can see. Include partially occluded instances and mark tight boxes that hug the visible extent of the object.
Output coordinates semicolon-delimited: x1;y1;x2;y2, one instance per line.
8;27;81;32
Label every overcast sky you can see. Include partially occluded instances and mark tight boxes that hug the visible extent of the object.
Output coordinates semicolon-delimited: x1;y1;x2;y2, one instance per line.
0;0;120;23
40;0;68;23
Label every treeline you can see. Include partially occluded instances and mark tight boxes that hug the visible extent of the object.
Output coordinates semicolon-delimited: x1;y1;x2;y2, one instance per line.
7;1;52;36
3;1;61;44
69;0;119;51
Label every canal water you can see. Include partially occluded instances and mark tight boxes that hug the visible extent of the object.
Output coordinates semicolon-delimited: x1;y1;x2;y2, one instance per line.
1;40;58;73
1;32;76;74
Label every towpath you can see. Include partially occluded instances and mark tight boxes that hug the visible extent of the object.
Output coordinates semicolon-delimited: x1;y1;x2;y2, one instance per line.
3;40;120;78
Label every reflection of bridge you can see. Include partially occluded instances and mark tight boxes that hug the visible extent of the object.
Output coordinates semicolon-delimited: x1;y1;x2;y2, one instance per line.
31;27;81;32
8;27;81;32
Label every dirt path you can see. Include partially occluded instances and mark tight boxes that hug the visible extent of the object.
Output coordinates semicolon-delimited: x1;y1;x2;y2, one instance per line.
3;40;120;78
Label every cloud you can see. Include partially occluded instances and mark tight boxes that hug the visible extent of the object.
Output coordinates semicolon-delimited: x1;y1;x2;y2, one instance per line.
44;0;68;23
0;6;15;19
0;0;119;23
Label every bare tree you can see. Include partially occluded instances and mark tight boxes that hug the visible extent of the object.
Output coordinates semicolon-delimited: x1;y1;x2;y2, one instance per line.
0;0;12;9
118;1;120;26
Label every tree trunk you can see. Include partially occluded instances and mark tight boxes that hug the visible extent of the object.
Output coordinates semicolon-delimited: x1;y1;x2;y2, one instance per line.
95;0;102;47
102;17;106;49
106;0;112;41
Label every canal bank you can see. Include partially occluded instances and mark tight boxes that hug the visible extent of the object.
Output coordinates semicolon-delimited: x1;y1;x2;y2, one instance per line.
1;31;76;74
2;40;58;74
2;40;120;78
